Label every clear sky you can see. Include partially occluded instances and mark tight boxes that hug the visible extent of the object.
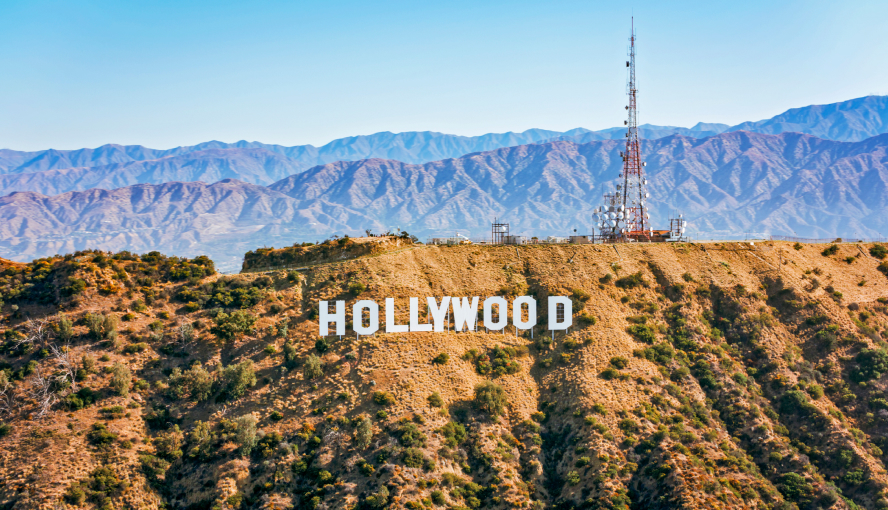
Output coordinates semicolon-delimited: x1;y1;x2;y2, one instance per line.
1;0;886;151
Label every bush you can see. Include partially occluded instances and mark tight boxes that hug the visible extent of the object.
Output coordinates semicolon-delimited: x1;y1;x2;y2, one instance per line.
627;324;656;343
0;423;10;437
432;353;449;365
315;337;330;353
87;423;117;446
355;416;373;449
283;341;299;369
777;472;813;503
211;310;257;340
373;391;396;406
440;421;467;448
109;362;131;396
304;354;323;380
234;414;258;455
600;367;620;380
348;282;366;295
428;392;444;408
610;356;629;369
473;381;508;417
123;342;148;354
822;245;839;257
220;361;257;400
870;244;887;259
397;422;427;448
615;272;646;289
402;447;430;469
851;348;888;382
66;467;129;508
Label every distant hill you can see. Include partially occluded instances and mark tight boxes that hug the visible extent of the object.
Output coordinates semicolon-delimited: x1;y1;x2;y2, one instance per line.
2;96;886;197
2;131;886;271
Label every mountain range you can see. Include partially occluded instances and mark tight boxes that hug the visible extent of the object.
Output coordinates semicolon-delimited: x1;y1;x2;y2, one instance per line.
2;96;888;198
2;130;887;271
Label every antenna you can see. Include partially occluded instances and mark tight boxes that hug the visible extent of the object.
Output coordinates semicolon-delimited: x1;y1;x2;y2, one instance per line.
621;16;649;236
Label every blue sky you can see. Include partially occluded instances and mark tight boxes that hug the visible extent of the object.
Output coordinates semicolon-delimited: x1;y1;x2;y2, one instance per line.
1;0;886;151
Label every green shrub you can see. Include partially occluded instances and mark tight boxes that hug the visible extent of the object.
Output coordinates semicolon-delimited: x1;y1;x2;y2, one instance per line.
355;416;373;449
233;414;258;455
473;381;508;417
373;391;396;406
0;423;10;437
870;244;887;259
100;406;126;419
65;467;129;508
210;310;257;340
440;421;467;448
615;272;646;289
821;245;839;257
397;422;427;447
348;282;366;295
600;367;620;380
315;337;329;353
123;342;148;354
283;341;299;369
610;356;629;369
428;392;444;408
851;348;888;382
304;354;323;380
87;422;117;446
432;353;449;365
776;472;813;503
627;324;656;343
109;362;131;396
220;360;257;400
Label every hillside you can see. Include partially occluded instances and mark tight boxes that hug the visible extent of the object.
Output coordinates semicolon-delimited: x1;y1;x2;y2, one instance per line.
1;240;888;509
2;131;888;271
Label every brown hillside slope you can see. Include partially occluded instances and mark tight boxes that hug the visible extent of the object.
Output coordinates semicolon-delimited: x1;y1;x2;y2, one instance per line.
0;242;887;509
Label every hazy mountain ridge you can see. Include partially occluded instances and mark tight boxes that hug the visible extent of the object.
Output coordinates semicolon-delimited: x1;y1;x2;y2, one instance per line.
2;95;886;198
2;131;887;271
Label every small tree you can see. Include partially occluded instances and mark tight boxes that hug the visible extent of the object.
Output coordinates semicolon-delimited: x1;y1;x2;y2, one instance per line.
473;381;508;417
109;363;131;396
86;313;105;340
234;414;258;455
178;323;194;344
304;354;323;380
221;361;256;400
58;314;74;342
355;415;373;449
283;341;299;369
275;318;289;338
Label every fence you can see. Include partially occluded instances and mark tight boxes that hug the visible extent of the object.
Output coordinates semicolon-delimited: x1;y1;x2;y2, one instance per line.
768;235;886;244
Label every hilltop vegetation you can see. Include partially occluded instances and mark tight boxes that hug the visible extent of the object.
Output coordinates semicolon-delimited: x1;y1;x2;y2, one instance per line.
1;241;888;509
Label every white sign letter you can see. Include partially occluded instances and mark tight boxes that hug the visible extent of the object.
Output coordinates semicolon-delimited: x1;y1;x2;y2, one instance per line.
410;297;433;332
353;300;379;335
319;300;345;336
453;297;479;331
548;296;572;331
513;296;537;330
427;297;451;332
385;298;409;333
484;296;508;330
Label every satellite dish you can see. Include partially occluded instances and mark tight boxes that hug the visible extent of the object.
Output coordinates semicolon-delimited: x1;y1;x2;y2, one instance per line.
609;220;617;227
645;193;650;198
618;205;625;212
617;212;624;219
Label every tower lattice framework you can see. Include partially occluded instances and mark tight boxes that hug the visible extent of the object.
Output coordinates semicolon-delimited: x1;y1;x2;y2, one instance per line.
620;18;649;236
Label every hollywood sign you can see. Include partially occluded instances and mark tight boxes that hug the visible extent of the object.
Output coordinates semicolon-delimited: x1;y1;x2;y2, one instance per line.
318;296;572;335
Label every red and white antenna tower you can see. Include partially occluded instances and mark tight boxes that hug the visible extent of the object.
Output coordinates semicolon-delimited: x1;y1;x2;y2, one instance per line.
621;17;650;236
593;18;653;241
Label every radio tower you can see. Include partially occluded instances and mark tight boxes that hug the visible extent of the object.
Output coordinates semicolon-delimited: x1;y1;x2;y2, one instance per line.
621;17;650;237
